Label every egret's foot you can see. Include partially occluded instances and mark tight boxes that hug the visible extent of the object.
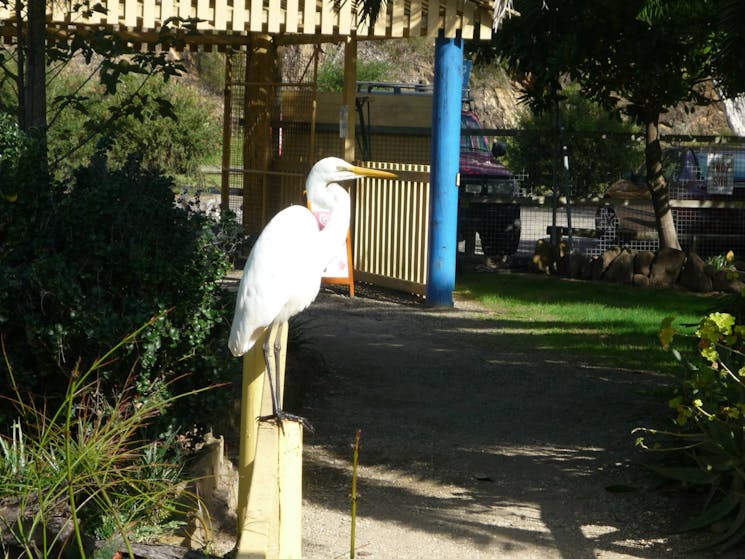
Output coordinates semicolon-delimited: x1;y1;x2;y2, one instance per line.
259;411;315;434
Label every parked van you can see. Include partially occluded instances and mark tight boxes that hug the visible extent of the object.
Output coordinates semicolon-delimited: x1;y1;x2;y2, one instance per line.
596;145;745;256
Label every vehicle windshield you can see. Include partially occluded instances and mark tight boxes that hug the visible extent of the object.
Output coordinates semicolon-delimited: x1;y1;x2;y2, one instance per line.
460;114;491;153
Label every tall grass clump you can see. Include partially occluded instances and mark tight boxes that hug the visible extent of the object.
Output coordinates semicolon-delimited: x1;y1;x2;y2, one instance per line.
0;323;207;558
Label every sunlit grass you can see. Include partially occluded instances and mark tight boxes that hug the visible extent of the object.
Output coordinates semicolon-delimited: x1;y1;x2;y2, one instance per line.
456;271;720;373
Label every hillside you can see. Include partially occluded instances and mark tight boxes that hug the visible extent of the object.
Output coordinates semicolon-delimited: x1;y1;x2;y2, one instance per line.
312;39;735;136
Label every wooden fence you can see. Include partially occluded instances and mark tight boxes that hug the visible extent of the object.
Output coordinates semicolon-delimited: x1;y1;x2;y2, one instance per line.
354;162;430;295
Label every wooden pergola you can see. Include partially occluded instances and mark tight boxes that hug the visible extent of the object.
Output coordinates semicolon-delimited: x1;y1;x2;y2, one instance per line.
1;0;494;47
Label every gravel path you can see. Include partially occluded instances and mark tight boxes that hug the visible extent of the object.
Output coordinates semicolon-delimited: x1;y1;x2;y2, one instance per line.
291;286;738;559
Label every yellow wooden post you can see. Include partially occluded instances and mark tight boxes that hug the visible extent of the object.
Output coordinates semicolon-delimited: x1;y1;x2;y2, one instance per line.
235;323;303;559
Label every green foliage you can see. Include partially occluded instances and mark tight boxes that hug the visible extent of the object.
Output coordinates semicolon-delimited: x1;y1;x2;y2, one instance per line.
0;149;244;434
317;59;393;92
47;73;222;184
506;86;643;197
0;329;199;558
636;311;745;551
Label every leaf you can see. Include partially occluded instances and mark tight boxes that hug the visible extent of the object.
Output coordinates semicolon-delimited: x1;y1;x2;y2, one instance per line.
660;316;676;349
645;464;719;485
680;494;740;532
702;497;745;551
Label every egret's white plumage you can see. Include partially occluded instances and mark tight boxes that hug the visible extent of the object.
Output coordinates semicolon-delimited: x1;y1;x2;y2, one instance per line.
228;157;395;358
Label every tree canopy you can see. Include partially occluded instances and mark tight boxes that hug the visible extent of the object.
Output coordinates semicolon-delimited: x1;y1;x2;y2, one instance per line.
488;0;745;249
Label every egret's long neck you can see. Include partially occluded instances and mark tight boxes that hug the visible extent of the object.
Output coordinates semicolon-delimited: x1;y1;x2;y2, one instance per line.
316;184;351;270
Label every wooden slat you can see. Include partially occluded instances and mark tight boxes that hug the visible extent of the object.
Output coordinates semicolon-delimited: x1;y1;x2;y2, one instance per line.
142;0;156;28
338;0;352;35
444;0;457;38
426;0;440;37
233;0;247;31
355;6;370;35
268;0;281;32
373;0;387;36
179;0;191;20
478;5;492;40
106;0;120;24
392;0;404;37
197;0;211;28
321;0;334;35
303;0;315;32
462;0;474;40
410;0;423;36
161;0;174;22
124;0;136;26
250;0;263;31
285;0;299;32
214;0;228;29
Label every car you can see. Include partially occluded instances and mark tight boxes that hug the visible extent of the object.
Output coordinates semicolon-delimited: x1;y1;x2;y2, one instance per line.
596;145;745;256
458;110;521;257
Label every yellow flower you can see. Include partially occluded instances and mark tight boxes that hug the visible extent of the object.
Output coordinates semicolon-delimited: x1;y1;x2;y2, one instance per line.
726;250;735;262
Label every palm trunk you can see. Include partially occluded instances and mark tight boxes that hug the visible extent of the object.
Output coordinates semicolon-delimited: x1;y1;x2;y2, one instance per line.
645;116;680;250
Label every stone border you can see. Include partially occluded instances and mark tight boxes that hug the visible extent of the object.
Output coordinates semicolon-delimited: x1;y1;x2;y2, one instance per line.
530;239;745;293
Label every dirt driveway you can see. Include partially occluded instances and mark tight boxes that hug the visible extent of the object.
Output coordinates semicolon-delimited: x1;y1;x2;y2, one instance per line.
290;284;737;559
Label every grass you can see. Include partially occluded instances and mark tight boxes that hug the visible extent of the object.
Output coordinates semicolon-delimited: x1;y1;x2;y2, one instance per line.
455;271;721;374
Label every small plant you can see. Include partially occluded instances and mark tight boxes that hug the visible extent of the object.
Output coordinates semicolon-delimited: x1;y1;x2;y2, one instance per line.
706;250;737;273
0;323;207;558
635;312;745;552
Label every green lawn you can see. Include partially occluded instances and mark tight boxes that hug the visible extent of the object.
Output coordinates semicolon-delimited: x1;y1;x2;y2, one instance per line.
455;271;720;374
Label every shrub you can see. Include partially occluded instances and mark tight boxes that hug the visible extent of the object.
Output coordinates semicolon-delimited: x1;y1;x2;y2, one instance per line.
635;312;745;552
47;73;222;185
317;59;392;92
0;150;244;435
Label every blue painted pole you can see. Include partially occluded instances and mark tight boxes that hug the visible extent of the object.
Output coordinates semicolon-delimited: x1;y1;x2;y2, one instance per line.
426;32;463;307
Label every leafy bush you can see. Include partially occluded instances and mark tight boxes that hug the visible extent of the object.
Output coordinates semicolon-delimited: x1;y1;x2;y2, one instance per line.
47;72;221;184
506;85;643;198
635;312;745;552
317;59;393;92
0;146;244;434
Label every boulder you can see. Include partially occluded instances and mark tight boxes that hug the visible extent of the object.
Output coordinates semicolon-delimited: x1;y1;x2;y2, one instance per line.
678;252;713;293
712;268;745;294
634;251;655;277
604;248;635;283
593;247;621;280
569;252;590;279
649;247;686;288
531;239;554;274
632;274;650;287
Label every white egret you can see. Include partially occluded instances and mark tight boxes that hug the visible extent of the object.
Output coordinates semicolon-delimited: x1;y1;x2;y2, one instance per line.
228;157;396;426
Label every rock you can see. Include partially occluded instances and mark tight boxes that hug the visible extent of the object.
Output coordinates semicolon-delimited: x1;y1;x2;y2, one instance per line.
531;239;554;274
604;248;635;283
678;252;713;292
531;240;568;275
649;247;686;288
570;252;590;279
592;247;621;280
634;251;655;277
712;268;745;293
632;273;650;287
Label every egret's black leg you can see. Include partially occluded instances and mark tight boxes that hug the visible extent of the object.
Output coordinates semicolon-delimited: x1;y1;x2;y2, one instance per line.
258;321;314;433
261;321;283;420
